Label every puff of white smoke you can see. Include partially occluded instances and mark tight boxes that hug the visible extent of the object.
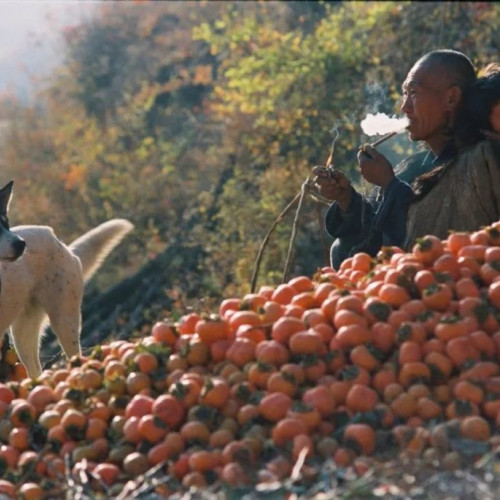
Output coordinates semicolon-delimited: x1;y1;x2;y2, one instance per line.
360;112;409;136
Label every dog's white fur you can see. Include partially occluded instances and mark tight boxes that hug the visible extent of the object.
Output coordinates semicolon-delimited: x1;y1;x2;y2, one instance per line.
0;219;133;378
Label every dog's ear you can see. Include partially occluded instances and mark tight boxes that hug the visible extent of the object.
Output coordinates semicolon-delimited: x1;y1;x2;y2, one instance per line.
0;181;14;215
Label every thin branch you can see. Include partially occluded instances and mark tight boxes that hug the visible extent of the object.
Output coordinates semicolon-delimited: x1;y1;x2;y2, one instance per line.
283;179;309;283
250;191;302;292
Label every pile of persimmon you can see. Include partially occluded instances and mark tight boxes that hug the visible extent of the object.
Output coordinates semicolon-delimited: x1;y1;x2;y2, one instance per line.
1;222;500;497
0;341;27;385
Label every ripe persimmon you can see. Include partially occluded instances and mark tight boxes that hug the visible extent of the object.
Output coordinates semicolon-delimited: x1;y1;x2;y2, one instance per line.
413;235;444;265
350;344;381;372
329;380;351;405
372;368;397;394
422;283;453;311
458;244;487;263
125;371;151;395
261;300;284;323
416;396;443;421
447;232;471;254
241;292;267;312
271;316;305;344
271;284;296;305
488;280;500;309
414;270;436;291
336;324;372;349
255;340;289;366
302;385;336;417
134;352;159;374
125;394;154;419
225;338;257;367
288;275;314;293
94;462;121;486
399;362;431;387
459;415;491;441
345;384;378;413
26;385;56;415
390;392;417;419
453;380;485;405
371;322;397;353
334;309;368;329
292;434;314;461
228;310;261;333
303;358;327;382
378;283;410;308
179;421;210;444
176;312;200;335
313;282;336;305
280;362;306;385
8;427;29;451
0;480;15;499
433;253;460;280
258;392;293;422
122;416;141;444
18;482;44;500
291;291;316;309
289;330;324;355
199;378;230;409
266;372;297;397
435;316;469;342
469;330;496;359
138;414;167;443
188;449;221;473
221;462;249;486
9;401;36;428
271;417;308;447
151;321;178;346
344;423;376;455
209;428;235;449
85;417;107;441
247;362;275;389
287;402;322;431
445;337;480;369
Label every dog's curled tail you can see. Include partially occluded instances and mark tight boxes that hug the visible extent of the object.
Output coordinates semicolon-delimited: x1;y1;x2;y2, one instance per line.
69;219;134;283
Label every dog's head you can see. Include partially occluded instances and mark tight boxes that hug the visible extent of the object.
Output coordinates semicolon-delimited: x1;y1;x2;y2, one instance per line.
0;181;26;262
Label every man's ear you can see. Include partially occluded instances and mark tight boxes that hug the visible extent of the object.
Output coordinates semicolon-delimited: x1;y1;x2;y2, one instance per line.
445;85;462;111
0;181;14;215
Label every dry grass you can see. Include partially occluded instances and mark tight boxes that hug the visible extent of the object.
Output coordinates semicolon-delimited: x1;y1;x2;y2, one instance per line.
56;444;500;500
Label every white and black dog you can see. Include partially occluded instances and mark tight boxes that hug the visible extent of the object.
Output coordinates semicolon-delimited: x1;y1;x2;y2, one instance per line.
0;181;133;378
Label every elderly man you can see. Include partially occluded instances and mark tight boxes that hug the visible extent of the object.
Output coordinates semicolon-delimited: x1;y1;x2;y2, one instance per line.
315;50;477;268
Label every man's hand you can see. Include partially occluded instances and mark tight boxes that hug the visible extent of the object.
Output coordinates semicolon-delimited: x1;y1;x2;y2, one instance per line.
312;166;352;211
357;145;395;189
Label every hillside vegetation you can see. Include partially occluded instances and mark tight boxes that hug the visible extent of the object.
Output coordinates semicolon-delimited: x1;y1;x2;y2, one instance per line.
0;1;498;306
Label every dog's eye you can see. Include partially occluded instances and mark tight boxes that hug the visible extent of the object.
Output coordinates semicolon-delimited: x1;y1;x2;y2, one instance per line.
0;215;9;229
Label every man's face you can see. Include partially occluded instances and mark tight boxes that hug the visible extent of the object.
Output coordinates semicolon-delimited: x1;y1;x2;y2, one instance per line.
400;63;455;144
490;101;500;134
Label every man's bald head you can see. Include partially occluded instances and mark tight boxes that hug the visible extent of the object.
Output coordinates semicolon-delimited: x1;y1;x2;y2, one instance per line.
401;50;477;154
411;50;476;92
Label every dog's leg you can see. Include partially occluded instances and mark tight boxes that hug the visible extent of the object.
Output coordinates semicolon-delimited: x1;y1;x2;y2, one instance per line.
43;278;83;363
11;307;46;379
48;308;82;362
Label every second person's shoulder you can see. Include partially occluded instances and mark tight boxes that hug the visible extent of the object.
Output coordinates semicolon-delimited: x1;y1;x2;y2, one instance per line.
458;138;500;166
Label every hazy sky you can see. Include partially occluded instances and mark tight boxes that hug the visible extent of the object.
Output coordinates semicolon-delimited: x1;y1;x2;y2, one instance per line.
0;0;98;95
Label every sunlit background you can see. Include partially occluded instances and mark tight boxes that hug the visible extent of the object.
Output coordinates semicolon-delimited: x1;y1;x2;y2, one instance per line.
0;2;497;303
0;1;97;97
